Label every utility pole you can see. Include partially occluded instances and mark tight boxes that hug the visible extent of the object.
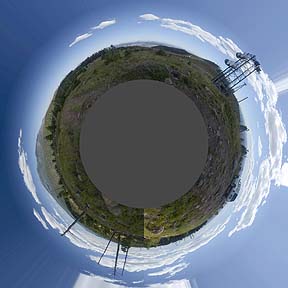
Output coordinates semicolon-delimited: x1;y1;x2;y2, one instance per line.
98;232;116;264
61;204;89;236
238;96;248;103
113;234;121;276
121;245;130;275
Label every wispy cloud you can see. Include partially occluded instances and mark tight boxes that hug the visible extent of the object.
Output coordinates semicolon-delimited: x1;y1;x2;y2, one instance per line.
229;159;271;237
39;191;231;277
41;206;67;233
138;14;241;58
148;279;192;288
228;72;287;236
139;13;287;237
19;14;287;283
258;136;263;158
69;19;117;47
74;273;125;288
69;32;93;47
91;19;116;30
148;262;189;278
274;73;288;94
139;14;160;21
17;129;41;205
33;208;49;230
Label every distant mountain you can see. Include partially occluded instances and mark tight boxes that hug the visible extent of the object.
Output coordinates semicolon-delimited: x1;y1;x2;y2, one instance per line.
116;40;172;48
152;45;192;56
116;41;191;55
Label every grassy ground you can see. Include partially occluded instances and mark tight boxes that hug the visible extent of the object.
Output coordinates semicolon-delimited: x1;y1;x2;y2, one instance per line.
37;45;242;247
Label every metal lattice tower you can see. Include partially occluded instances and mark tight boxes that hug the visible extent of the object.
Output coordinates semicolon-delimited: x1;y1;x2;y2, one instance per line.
212;52;261;95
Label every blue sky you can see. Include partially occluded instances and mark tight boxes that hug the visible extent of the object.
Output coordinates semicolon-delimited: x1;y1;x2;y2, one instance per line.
1;0;288;287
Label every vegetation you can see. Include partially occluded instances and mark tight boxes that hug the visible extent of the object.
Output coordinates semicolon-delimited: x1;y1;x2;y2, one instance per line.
36;45;242;247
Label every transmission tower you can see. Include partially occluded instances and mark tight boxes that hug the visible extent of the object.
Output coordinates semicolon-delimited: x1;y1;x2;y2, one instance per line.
213;52;261;95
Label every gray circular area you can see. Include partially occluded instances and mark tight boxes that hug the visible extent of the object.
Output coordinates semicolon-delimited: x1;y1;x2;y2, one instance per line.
80;80;208;208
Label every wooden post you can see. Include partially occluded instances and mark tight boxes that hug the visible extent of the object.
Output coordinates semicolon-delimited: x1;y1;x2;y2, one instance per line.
61;204;89;236
121;246;129;275
61;210;86;236
238;96;248;103
98;232;115;264
113;234;121;276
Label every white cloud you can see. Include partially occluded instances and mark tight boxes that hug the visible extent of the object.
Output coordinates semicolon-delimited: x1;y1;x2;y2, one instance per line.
39;194;232;276
277;162;288;187
74;270;192;287
138;14;241;58
74;273;124;288
139;14;160;21
148;279;191;288
140;13;288;237
36;169;236;281
92;19;116;30
264;106;287;181
38;16;260;275
33;208;49;230
69;33;93;47
39;205;122;257
258;136;263;158
160;21;241;58
86;215;229;274
148;262;189;277
22;14;287;283
41;206;67;233
17;129;41;205
274;73;288;94
228;68;287;236
229;159;271;237
132;280;144;285
69;19;117;47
